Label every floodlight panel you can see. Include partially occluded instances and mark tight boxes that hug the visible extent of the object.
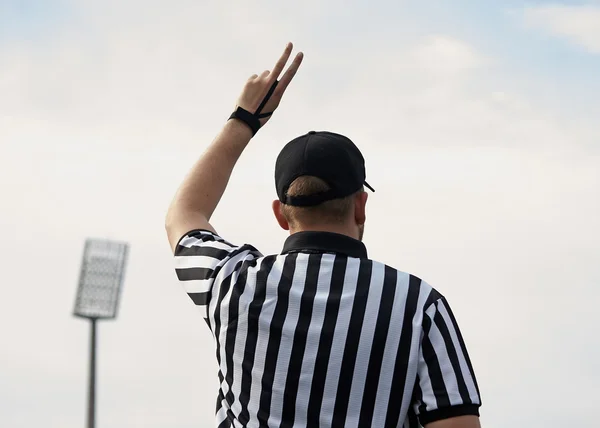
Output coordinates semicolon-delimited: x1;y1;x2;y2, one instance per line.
74;239;129;319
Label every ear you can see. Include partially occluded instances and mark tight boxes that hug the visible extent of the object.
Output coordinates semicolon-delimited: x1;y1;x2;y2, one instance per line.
354;191;368;226
272;200;290;231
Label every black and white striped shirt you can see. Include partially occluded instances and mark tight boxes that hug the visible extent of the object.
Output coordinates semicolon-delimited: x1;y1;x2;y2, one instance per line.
174;229;481;428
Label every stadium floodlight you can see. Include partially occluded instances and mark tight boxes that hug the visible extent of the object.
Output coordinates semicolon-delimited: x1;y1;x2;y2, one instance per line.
74;239;129;320
73;238;129;428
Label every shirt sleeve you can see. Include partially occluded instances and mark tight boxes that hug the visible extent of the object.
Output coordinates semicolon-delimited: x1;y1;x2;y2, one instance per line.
173;229;262;319
413;296;482;426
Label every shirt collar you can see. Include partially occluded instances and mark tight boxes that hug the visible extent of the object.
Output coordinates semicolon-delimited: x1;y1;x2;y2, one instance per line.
281;231;368;259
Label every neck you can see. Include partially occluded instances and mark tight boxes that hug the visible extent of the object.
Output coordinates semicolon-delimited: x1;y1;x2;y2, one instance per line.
289;223;360;241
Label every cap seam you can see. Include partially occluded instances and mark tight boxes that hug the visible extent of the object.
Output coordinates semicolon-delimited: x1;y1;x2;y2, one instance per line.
302;133;311;175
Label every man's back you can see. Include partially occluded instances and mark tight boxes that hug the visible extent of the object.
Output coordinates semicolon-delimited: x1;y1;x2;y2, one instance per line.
175;230;481;428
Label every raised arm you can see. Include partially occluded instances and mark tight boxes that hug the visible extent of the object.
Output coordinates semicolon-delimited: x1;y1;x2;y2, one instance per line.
165;43;303;252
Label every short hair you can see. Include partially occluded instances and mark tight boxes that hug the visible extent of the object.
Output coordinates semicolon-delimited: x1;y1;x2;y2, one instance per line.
280;176;358;227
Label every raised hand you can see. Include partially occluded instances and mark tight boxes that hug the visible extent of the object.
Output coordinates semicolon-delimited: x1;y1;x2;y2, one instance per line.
231;43;304;135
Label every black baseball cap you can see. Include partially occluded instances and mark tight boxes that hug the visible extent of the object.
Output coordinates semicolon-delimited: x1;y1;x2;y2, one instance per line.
275;131;374;207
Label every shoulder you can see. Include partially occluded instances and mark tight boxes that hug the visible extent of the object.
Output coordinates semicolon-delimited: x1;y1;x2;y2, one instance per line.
174;229;264;277
370;260;445;308
176;229;236;250
175;229;262;256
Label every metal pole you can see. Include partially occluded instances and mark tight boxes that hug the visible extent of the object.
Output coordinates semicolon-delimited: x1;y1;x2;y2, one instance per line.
87;318;97;428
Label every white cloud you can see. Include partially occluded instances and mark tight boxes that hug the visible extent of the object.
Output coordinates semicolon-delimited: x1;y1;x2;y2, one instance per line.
522;4;600;53
411;35;489;75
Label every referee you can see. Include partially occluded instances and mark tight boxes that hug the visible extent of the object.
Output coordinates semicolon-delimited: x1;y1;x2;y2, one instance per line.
166;43;482;428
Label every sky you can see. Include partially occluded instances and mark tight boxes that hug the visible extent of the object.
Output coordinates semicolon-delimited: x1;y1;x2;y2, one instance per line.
0;0;599;427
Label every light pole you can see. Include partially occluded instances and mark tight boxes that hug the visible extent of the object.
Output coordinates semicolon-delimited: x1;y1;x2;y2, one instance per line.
73;238;129;428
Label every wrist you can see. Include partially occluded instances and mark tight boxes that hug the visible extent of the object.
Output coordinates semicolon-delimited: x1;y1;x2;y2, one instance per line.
224;117;254;139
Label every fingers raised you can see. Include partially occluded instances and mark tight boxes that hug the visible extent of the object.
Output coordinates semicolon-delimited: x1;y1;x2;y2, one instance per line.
278;51;304;92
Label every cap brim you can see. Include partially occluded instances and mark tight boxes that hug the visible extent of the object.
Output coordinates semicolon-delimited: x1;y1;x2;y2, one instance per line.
364;181;375;192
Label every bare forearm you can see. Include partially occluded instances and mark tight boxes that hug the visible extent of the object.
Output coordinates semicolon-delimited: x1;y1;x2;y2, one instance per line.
166;120;252;228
